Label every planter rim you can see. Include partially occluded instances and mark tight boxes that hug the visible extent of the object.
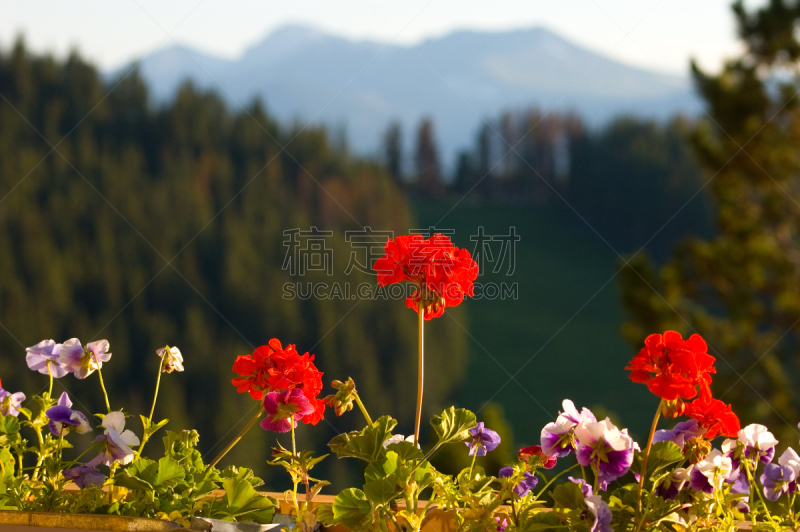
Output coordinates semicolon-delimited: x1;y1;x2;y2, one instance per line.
0;510;184;532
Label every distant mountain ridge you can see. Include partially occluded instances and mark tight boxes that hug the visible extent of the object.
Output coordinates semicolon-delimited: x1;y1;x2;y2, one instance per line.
121;25;699;164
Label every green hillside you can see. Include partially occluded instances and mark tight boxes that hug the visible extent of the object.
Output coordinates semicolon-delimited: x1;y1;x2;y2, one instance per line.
412;199;660;446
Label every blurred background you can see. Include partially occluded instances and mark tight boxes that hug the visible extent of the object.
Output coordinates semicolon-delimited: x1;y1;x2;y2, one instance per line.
2;0;800;490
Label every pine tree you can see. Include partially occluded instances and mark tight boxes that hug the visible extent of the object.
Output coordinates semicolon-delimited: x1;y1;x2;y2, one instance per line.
619;0;800;440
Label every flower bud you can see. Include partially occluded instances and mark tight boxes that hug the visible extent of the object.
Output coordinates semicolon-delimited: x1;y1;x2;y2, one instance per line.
662;398;686;418
324;377;358;416
684;436;712;464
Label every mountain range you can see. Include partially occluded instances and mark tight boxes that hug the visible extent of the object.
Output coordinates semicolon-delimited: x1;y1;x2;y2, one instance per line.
121;25;700;165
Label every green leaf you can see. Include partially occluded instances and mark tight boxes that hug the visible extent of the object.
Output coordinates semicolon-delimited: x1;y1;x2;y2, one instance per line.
112;471;154;491
430;407;477;444
0;416;19;436
316;503;335;526
331;488;373;531
153;456;185;489
327;416;397;462
363;476;397;506
551;482;584;510
126;458;159;486
386;441;423;462
634;441;684;477
221;477;277;523
518;510;563;532
364;451;399;483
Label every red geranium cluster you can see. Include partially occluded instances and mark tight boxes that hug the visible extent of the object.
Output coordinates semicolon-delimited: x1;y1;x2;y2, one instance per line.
374;234;479;320
231;338;325;425
626;331;739;438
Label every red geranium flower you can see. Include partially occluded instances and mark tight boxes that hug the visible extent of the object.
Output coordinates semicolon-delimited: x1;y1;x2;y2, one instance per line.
625;331;716;401
231;339;325;425
373;234;479;320
518;445;557;469
684;395;740;439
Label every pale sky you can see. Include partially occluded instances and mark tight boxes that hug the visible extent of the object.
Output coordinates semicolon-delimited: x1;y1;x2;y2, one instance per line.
2;0;759;76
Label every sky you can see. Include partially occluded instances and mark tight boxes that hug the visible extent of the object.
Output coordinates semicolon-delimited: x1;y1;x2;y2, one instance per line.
1;0;762;76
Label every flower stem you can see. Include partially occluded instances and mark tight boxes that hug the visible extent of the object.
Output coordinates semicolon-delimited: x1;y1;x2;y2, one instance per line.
94;357;111;412
636;399;663;522
354;393;373;426
290;423;300;518
204;406;264;474
47;364;53;399
532;463;581;502
466;451;477;483
414;300;425;447
137;350;168;458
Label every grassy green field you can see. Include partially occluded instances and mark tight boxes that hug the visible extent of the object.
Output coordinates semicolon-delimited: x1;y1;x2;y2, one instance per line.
412;199;661;447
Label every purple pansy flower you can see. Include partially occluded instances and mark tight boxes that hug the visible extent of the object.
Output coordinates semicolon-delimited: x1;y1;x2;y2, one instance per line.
494;516;508;532
778;447;800;496
761;463;796;502
585;494;612;532
569;476;593;497
260;389;314;433
87;411;139;467
46;392;91;436
738;424;778;464
574;418;636;486
466;422;501;457
62;465;106;488
498;466;538;498
652;419;704;450
59;338;112;379
156;346;184;373
540;399;596;457
655;466;692;500
0;385;26;418
689;449;733;493
25;339;68;378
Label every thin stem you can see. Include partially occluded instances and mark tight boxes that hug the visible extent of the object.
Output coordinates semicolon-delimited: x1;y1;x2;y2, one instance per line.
137;349;168;458
466;451;478;483
204;406;264;474
592;463;599;495
47;364;53;399
354;393;373;426
532;463;581;502
414;300;425;447
290;423;301;522
744;457;771;520
94;358;111;413
149;348;167;421
636;399;664;522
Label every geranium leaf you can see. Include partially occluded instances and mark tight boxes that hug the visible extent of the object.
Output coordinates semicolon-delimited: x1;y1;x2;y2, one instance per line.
364;451;399;483
328;416;397;462
221;477;277;524
363;476;398;506
387;441;423;462
332;488;373;531
551;482;584;510
153;456;185;489
430;407;477;444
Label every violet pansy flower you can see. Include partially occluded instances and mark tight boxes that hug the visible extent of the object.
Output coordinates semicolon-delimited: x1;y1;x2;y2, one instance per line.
260;389;314;433
540;399;596;457
46;392;91;436
498;466;538;498
156;346;184;374
466;422;501;457
761;463;796;502
26;339;68;378
655;466;692;500
585;494;612;532
87;411;139;467
689;449;733;493
59;339;112;379
0;383;25;418
569;476;593;497
62;465;106;489
738;423;778;464
574;418;635;486
652;419;704;450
